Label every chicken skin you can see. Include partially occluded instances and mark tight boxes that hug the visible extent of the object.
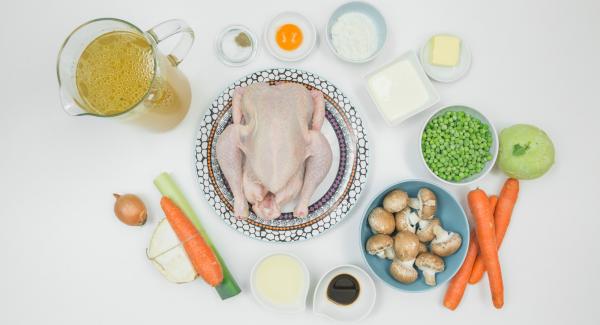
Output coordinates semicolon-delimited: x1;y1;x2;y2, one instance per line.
216;82;332;220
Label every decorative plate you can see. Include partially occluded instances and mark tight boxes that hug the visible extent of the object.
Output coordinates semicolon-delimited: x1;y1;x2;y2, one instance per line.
194;68;369;242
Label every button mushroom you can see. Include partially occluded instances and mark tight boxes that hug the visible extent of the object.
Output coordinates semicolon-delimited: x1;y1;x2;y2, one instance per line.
393;231;420;263
390;259;418;284
390;231;420;284
394;207;420;233
408;197;421;210
431;224;463;257
418;242;428;254
415;252;445;286
417;188;437;220
366;234;395;260
383;190;409;213
368;207;395;235
416;218;441;243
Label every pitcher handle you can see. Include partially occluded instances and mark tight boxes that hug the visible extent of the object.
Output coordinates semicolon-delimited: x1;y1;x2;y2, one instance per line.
147;19;194;66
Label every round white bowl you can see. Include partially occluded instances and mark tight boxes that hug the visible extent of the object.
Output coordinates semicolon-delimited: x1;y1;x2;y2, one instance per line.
325;1;387;64
312;264;376;322
264;12;317;62
250;252;310;313
419;105;498;186
419;34;472;83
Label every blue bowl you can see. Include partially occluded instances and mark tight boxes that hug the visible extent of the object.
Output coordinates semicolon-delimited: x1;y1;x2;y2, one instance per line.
360;180;470;292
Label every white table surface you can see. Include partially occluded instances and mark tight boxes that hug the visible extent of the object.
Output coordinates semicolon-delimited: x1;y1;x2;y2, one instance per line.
1;0;599;323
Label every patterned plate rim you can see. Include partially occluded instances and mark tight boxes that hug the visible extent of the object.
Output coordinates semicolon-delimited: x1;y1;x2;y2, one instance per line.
194;68;369;242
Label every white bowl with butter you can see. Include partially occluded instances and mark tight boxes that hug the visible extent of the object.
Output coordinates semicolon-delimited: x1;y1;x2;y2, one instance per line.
366;51;440;126
420;34;472;83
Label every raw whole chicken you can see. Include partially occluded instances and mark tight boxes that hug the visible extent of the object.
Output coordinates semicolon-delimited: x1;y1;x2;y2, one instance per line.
216;82;333;220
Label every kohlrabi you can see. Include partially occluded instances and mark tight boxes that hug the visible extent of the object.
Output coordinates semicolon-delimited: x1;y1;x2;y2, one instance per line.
498;124;555;179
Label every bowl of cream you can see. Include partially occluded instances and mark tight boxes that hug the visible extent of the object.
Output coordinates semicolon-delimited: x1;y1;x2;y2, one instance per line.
326;1;387;63
250;253;310;313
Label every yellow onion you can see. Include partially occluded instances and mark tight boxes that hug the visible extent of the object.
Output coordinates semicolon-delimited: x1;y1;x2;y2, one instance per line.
113;193;147;226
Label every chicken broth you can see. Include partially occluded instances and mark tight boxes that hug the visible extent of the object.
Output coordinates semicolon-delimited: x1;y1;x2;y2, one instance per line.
76;31;155;116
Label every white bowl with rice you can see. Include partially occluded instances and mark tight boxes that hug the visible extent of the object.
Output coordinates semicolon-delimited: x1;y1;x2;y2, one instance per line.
326;1;387;63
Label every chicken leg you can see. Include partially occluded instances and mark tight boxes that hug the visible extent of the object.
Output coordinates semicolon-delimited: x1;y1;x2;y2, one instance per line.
293;91;331;218
293;131;332;217
216;88;249;219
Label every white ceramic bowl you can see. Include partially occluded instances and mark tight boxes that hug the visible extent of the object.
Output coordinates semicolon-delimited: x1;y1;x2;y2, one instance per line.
419;34;472;83
419;105;499;186
264;12;317;62
250;252;310;313
325;1;387;63
313;265;376;322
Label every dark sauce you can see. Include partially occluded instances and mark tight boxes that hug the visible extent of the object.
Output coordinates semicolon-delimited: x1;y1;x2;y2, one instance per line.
326;273;360;305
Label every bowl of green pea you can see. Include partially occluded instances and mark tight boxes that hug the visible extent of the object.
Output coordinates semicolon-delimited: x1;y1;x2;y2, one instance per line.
420;105;498;185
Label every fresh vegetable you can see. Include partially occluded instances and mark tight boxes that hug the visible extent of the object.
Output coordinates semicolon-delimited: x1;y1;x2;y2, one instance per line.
468;194;498;284
368;207;395;235
383;189;409;213
161;197;223;287
395;207;419;233
469;179;519;284
416;188;437;219
154;173;241;299
390;231;420;284
365;234;395;259
416;217;440;242
444;231;478;310
415;252;445;286
430;224;463;257
489;195;498;214
390;259;418;284
113;193;147;226
468;188;504;308
422;110;493;182
147;218;197;283
498;124;555;179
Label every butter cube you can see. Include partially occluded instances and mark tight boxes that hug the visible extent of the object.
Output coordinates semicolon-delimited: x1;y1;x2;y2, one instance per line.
430;35;461;67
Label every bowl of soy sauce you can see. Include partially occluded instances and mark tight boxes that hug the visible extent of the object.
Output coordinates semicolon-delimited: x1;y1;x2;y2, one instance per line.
313;265;376;322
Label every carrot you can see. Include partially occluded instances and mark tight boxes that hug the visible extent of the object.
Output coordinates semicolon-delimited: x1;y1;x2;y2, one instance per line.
160;196;223;287
469;195;498;284
443;231;479;310
469;181;519;284
468;188;504;308
489;195;498;214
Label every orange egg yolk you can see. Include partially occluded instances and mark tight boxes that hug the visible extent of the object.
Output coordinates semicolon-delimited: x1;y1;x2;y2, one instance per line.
275;24;303;51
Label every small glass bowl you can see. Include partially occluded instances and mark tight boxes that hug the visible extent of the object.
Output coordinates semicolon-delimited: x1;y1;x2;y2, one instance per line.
215;24;258;66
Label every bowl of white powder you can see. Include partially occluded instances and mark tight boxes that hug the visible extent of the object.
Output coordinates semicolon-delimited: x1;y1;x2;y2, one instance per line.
326;1;387;63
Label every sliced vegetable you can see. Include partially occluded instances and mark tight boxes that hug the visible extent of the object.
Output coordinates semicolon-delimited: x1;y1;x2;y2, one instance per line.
147;218;197;283
154;172;241;299
468;188;504;309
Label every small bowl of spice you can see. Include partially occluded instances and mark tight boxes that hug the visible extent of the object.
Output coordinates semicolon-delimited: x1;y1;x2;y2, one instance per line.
326;1;387;63
420;105;498;185
215;25;257;66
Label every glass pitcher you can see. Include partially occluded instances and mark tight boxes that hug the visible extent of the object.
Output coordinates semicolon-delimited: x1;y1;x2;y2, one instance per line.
56;18;194;131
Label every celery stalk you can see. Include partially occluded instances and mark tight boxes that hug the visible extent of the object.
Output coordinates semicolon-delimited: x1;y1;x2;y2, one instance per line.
153;172;241;300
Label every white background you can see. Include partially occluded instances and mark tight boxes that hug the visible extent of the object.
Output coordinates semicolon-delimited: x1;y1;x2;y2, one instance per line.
1;0;599;324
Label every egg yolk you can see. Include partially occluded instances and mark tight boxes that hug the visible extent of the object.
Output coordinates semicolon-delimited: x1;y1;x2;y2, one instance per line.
276;24;303;51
